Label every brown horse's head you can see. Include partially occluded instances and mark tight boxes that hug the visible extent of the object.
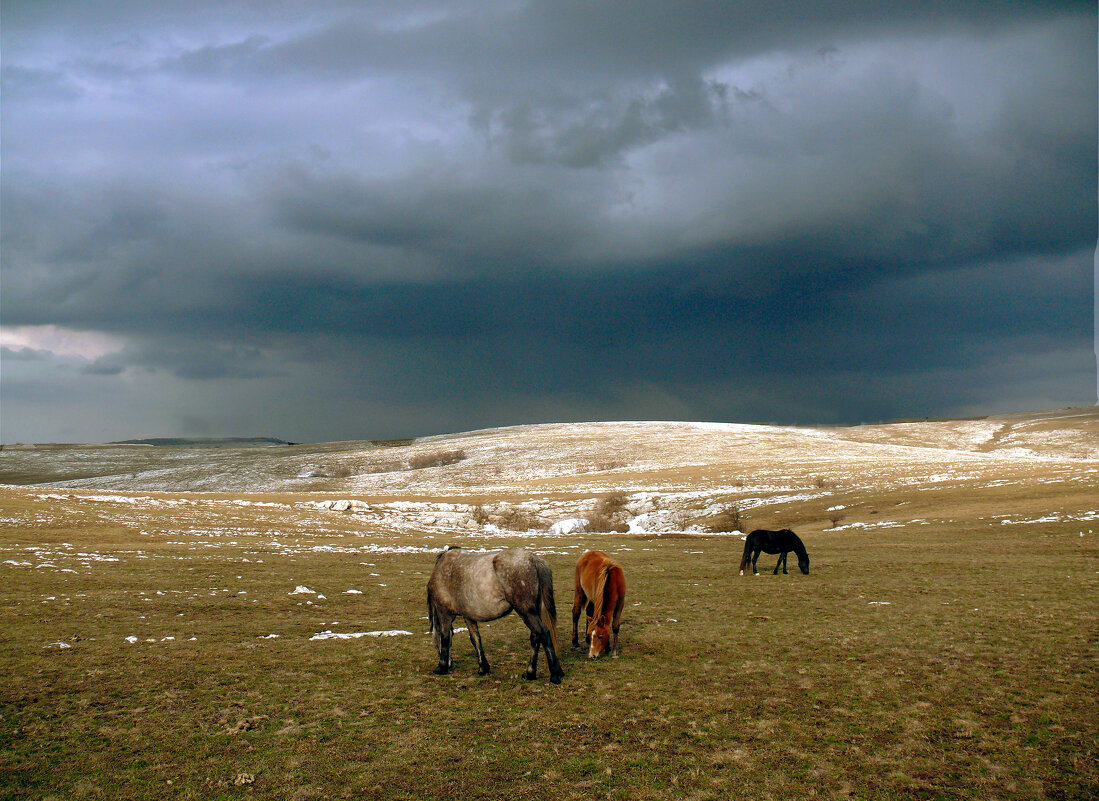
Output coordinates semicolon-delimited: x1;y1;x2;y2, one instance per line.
586;614;611;659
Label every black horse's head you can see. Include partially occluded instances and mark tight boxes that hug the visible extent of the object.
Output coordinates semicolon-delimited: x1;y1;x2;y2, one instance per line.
797;554;810;575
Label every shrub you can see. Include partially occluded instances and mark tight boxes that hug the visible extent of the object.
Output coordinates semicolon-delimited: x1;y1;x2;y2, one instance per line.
586;493;630;533
707;502;743;533
496;507;541;532
408;449;466;470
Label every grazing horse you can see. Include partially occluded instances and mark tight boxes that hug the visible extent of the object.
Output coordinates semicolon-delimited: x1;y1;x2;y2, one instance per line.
739;529;810;576
572;550;626;658
427;546;564;684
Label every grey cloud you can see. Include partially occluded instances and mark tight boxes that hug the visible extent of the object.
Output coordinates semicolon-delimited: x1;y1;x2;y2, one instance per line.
0;65;82;102
0;1;1093;442
82;362;125;377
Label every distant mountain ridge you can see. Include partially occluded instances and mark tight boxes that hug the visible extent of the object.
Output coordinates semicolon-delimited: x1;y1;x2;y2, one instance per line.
109;437;292;448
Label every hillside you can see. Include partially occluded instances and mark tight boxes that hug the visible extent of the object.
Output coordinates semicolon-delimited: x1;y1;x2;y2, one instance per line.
2;406;1095;538
3;407;1097;800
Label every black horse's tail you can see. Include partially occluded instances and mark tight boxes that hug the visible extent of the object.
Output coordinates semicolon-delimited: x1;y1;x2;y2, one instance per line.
738;535;753;574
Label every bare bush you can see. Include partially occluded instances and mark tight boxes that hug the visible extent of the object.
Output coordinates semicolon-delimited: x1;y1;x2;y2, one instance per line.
585;512;629;533
470;504;490;525
707;502;743;533
408;449;466;470
828;513;845;528
362;460;404;474
595;493;628;516
303;463;353;478
586;493;630;533
496;508;541;532
595;460;628;471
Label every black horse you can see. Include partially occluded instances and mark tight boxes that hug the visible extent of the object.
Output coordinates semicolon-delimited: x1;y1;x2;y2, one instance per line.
739;529;810;575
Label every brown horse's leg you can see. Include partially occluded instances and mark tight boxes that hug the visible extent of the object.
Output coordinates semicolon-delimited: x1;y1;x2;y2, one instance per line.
571;586;586;648
610;586;625;658
466;619;490;675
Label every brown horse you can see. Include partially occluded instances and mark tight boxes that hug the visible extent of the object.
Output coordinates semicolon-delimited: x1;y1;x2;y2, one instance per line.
427;546;564;684
571;550;626;659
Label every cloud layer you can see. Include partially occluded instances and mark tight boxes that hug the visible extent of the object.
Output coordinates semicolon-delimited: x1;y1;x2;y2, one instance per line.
2;2;1095;442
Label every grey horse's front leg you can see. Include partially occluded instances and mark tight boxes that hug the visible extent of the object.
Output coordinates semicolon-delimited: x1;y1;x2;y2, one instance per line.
466;620;490;676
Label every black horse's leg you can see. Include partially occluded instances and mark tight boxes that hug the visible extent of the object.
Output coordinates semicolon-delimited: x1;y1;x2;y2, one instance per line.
432;611;454;675
773;551;785;575
466;619;490;676
751;549;761;575
781;551;789;574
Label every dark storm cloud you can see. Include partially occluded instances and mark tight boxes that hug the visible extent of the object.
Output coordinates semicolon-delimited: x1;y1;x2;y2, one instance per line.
1;1;1094;442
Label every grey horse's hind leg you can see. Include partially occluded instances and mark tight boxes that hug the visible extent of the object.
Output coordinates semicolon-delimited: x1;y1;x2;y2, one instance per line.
518;610;563;684
466;619;490;675
524;628;542;680
432;610;455;675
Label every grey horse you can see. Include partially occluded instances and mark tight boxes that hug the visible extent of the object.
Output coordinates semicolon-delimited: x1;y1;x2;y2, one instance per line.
427;546;564;684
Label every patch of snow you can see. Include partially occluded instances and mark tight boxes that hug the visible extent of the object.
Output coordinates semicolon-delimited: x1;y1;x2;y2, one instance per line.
309;629;413;640
550;518;589;535
289;585;315;595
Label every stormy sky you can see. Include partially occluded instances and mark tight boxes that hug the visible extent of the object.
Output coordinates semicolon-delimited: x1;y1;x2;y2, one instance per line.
2;1;1096;443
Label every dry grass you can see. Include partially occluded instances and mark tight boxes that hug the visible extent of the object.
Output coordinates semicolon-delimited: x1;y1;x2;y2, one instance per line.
1;486;1096;801
407;449;466;470
2;409;1097;800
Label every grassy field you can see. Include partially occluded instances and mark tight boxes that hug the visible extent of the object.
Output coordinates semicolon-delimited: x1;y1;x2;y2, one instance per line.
2;411;1098;800
1;486;1096;801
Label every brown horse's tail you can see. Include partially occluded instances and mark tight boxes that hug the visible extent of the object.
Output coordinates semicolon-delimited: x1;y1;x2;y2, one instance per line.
589;565;610;633
539;568;560;654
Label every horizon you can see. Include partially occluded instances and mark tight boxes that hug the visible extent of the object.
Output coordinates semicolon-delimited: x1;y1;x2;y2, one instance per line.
2;2;1096;444
3;402;1095;448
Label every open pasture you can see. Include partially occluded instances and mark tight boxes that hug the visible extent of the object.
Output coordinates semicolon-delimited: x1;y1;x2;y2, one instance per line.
2;411;1097;799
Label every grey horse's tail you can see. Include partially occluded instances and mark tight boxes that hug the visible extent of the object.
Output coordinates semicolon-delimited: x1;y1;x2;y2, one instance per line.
427;587;435;634
537;563;559;653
